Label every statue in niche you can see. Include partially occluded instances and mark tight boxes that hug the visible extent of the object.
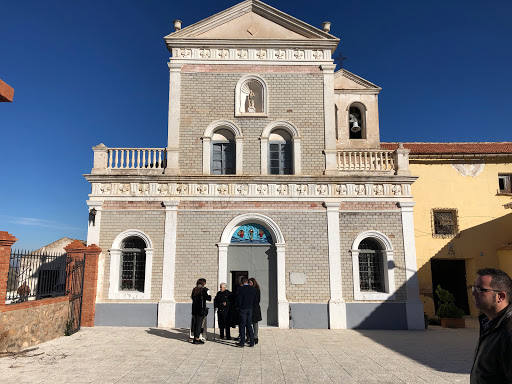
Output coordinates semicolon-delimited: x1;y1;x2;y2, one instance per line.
248;89;255;112
240;79;263;113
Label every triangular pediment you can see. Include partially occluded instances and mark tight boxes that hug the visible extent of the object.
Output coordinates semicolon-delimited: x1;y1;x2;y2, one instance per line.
195;12;308;39
166;0;338;41
334;69;381;91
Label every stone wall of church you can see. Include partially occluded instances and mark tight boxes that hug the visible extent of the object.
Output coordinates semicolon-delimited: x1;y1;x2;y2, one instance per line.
179;65;325;175
174;201;330;303
98;204;165;302
339;209;407;301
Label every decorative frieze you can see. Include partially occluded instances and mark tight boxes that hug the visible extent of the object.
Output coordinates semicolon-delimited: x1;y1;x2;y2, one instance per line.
92;182;411;198
170;47;331;62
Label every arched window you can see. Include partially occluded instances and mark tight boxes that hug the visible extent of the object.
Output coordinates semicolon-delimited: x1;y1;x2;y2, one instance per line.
212;129;235;175
269;129;292;175
108;229;153;300
358;238;384;292
202;120;243;175
121;236;146;292
348;103;366;139
351;231;396;300
260;121;301;175
235;75;268;116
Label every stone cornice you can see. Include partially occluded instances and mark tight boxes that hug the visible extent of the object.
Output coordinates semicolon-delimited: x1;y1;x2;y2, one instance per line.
84;174;417;184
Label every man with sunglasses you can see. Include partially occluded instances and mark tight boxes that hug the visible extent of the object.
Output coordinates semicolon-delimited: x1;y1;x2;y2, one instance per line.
470;268;512;384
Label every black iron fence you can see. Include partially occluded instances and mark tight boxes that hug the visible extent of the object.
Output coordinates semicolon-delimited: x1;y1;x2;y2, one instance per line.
6;249;70;303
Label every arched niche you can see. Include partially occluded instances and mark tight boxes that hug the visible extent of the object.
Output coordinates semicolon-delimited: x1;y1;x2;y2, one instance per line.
235;75;268;117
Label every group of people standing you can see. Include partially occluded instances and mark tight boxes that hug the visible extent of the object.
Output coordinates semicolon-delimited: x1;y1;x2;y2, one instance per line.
190;276;261;347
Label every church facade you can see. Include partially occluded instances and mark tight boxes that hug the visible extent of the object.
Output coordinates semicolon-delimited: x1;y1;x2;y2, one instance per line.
85;0;424;330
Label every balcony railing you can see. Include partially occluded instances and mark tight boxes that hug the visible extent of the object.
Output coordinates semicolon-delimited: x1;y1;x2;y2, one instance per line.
337;149;396;173
107;148;166;170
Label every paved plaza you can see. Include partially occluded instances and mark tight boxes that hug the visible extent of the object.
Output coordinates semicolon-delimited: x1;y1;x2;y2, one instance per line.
1;322;477;384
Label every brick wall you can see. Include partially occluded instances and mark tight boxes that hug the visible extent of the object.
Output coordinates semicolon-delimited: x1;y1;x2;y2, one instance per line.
179;66;325;175
99;208;165;302
339;211;407;301
175;202;330;303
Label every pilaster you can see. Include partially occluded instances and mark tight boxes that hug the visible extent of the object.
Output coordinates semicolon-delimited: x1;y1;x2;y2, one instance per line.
86;200;103;246
321;64;338;175
158;200;179;328
165;62;183;175
399;201;425;330
324;201;346;329
276;243;289;329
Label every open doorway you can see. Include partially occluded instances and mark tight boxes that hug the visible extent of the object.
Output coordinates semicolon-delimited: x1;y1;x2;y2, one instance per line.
431;259;470;315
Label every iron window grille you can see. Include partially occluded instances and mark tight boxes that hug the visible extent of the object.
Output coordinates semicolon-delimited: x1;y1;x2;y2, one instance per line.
269;141;292;175
358;238;385;292
121;237;146;292
431;208;458;238
498;174;512;194
212;141;235;175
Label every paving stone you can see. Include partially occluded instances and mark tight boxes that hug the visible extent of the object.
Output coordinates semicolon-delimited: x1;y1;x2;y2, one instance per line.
0;326;477;383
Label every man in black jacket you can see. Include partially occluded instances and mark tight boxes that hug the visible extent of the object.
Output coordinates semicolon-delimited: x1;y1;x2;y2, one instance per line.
214;282;231;340
237;277;256;347
470;268;512;383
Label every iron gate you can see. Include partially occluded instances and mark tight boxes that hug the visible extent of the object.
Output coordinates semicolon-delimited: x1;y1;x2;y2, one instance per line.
67;255;85;335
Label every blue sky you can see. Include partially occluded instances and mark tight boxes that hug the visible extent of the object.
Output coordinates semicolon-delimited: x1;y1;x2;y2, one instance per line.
1;0;511;249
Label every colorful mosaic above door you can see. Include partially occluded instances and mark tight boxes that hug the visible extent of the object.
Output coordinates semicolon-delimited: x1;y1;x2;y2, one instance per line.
231;223;273;244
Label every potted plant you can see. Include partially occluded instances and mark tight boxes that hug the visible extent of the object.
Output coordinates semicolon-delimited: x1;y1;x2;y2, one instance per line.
435;285;465;328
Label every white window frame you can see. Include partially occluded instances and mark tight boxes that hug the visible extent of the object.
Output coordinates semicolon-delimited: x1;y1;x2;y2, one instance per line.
202;120;243;175
351;230;396;301
235;74;268;117
108;229;153;300
260;121;301;175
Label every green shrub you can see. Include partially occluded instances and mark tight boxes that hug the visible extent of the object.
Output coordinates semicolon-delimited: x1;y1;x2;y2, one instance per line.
435;285;465;319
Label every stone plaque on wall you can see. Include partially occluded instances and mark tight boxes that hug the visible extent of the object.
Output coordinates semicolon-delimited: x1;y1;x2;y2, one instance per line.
290;272;306;285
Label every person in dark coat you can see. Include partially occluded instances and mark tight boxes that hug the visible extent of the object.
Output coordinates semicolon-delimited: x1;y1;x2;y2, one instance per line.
470;268;512;383
248;277;262;344
237;277;256;347
214;282;231;339
190;279;211;344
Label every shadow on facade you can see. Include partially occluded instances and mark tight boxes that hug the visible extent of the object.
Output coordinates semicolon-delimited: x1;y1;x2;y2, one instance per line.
420;213;512;317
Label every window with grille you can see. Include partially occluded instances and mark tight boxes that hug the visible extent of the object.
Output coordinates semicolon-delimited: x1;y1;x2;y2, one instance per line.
432;209;458;238
498;174;512;194
358;238;384;292
121;236;146;291
212;142;235;175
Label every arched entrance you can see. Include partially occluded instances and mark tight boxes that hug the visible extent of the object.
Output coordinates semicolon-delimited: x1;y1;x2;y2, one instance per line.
218;213;289;328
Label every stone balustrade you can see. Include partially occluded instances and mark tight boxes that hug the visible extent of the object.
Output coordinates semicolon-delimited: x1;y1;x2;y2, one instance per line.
92;144;167;174
337;147;410;176
107;148;166;169
337;149;395;172
91;144;410;176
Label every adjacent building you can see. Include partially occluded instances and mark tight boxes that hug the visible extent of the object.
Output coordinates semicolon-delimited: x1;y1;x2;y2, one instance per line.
382;143;512;317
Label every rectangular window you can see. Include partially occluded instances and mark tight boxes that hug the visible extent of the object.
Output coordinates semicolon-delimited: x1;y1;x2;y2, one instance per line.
212;142;235;175
269;142;292;175
432;209;458;238
498;174;512;194
121;252;145;292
